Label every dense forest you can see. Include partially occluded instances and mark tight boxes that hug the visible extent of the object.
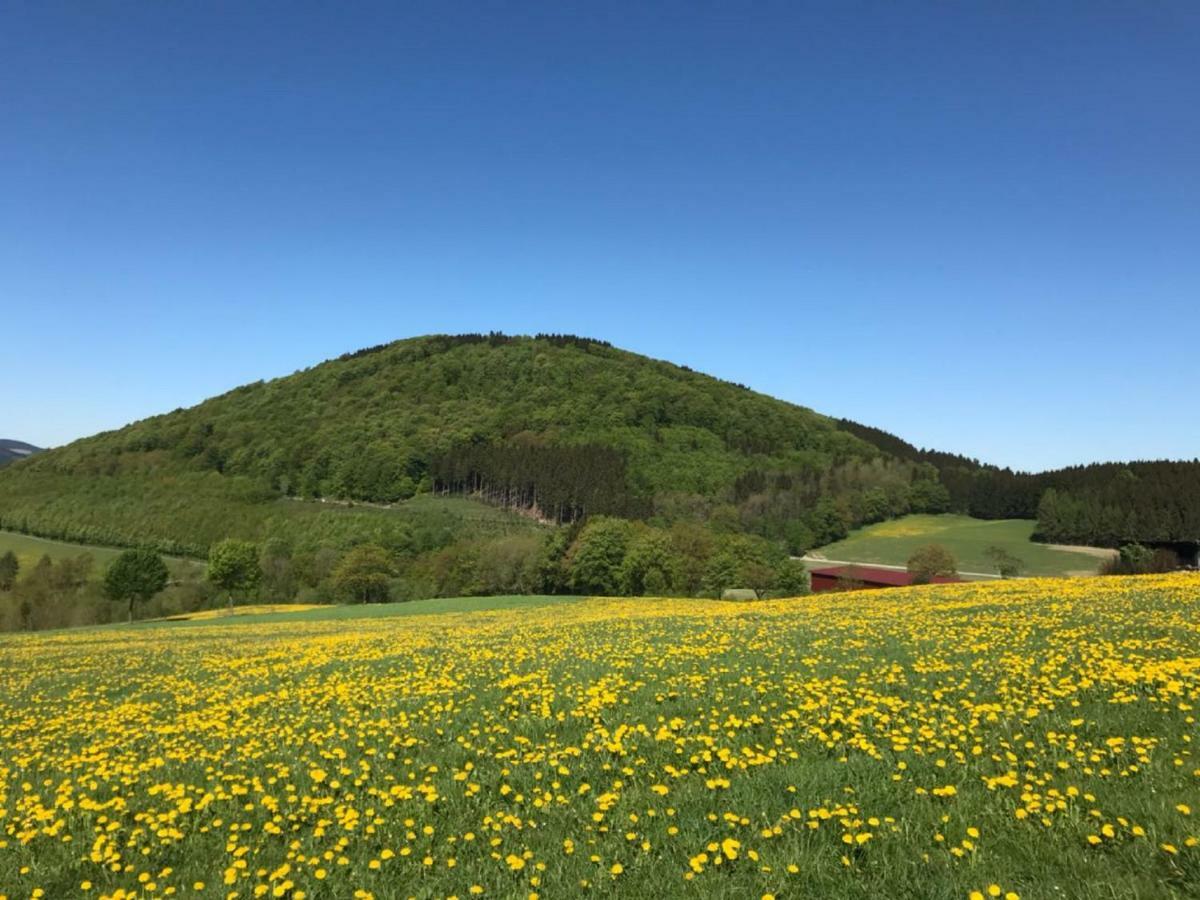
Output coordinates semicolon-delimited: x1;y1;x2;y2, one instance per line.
839;420;1200;549
1033;463;1200;548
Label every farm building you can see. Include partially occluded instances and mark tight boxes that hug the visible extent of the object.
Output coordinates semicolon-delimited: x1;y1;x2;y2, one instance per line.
809;564;963;593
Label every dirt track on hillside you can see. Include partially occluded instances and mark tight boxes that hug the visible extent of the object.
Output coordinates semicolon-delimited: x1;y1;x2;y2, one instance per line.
1043;543;1119;559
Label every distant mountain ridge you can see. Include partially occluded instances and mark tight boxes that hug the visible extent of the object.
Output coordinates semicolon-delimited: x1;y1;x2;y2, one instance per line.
0;440;41;466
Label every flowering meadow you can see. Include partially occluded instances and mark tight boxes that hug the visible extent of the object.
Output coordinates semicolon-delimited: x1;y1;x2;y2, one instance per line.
1;574;1198;899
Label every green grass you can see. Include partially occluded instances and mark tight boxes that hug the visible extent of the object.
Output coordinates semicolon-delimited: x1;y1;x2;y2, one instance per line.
812;513;1108;577
0;529;127;568
0;529;203;578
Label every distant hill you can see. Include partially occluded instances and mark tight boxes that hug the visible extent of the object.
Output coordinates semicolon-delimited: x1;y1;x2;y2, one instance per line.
0;333;923;556
2;333;1191;560
0;440;41;466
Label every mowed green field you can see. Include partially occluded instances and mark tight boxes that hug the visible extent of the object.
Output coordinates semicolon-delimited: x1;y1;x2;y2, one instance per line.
1;575;1198;899
0;530;202;579
812;514;1110;577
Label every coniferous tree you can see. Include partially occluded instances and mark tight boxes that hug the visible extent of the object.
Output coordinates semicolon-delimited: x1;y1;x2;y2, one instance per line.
0;551;17;591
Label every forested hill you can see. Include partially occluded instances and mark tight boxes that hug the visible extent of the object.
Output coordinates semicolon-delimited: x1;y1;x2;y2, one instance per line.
0;334;950;555
837;419;1200;549
0;441;41;466
4;334;1188;559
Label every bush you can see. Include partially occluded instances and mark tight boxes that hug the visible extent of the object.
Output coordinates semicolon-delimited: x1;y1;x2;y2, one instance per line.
906;544;958;584
1101;543;1178;576
984;545;1023;579
774;558;811;597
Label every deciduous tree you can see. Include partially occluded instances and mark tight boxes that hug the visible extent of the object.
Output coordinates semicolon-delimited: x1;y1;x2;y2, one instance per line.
104;549;169;622
566;517;634;595
619;530;680;596
207;539;261;608
331;544;394;603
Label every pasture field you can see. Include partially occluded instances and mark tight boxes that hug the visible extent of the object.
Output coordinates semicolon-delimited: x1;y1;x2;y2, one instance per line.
0;530;202;579
1;576;1198;899
812;514;1107;577
0;530;131;571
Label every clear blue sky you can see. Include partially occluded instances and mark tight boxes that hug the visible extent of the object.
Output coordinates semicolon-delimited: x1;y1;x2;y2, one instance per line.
3;2;1197;471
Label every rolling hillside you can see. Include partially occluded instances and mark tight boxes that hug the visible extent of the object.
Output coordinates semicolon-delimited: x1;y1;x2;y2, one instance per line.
0;334;896;555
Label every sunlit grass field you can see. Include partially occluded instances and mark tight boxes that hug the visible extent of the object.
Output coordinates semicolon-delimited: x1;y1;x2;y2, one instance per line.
0;530;202;579
2;575;1198;899
813;514;1107;577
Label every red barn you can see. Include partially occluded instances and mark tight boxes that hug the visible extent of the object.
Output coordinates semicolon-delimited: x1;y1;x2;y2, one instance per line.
809;565;963;593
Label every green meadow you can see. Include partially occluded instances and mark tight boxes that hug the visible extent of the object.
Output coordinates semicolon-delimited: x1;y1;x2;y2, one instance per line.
0;529;202;579
1;575;1197;899
812;514;1109;577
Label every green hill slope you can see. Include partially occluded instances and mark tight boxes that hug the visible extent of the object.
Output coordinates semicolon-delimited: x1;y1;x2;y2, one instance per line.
0;334;898;555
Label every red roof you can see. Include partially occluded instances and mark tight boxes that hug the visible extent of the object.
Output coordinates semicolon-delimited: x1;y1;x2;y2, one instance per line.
809;565;962;587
